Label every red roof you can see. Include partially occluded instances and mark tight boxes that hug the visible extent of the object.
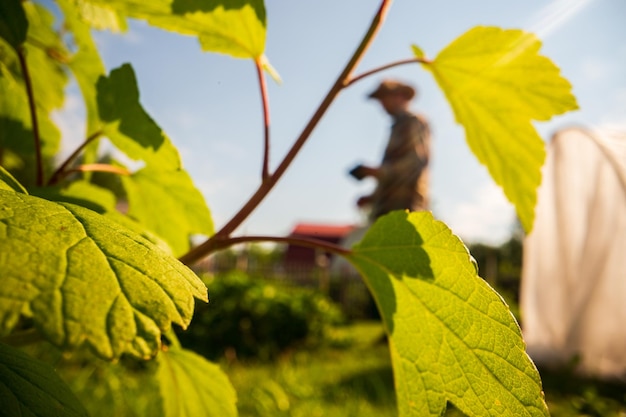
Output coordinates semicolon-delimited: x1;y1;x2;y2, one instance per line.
290;223;355;239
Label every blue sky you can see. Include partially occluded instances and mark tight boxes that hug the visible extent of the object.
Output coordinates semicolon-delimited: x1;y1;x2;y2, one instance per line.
54;0;626;245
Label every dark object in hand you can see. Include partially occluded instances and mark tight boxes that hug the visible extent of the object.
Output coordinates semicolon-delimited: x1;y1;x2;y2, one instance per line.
349;164;367;180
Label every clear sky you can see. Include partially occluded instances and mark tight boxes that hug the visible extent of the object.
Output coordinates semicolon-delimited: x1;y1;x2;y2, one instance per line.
54;0;626;246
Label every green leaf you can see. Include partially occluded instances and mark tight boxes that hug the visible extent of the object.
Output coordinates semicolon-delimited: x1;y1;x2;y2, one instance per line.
85;0;267;59
0;164;27;194
121;167;214;257
259;54;282;84
72;0;128;32
57;0;108;147
0;3;67;185
348;211;548;417
418;26;578;231
97;63;181;170
22;3;68;113
157;347;237;417
0;343;88;417
0;0;27;49
411;44;425;60
30;180;176;253
0;190;207;359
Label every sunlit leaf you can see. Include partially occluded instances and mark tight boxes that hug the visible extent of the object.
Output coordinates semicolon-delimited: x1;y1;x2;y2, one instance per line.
0;164;27;194
36;344;236;417
121;166;214;257
0;0;27;49
57;0;108;153
73;0;128;32
0;343;88;417
157;347;237;417
28;180;174;253
22;3;68;112
0;189;207;359
75;0;279;78
96;63;181;170
411;44;424;60
88;0;266;58
0;3;67;185
348;211;549;417
418;26;578;231
259;54;281;84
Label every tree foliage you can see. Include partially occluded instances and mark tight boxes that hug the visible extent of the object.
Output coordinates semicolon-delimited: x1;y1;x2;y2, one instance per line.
0;0;578;416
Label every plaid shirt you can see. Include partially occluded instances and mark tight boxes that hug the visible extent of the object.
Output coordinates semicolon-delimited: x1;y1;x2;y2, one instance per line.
369;110;430;220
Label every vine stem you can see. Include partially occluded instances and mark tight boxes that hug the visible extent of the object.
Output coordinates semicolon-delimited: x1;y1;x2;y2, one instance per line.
179;0;393;266
199;235;351;257
17;47;44;186
345;57;429;87
255;58;271;181
48;130;103;185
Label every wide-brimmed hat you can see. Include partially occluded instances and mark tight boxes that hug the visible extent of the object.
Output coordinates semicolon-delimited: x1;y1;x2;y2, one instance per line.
367;79;416;100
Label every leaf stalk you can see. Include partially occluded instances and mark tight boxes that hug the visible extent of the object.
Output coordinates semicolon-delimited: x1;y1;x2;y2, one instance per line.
48;130;103;185
346;57;429;87
255;57;271;181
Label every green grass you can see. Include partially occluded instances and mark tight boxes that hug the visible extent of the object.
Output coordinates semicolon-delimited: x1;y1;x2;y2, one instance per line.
222;322;396;417
220;321;626;417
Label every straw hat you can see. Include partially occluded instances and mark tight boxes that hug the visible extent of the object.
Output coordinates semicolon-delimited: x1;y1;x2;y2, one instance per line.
367;79;416;100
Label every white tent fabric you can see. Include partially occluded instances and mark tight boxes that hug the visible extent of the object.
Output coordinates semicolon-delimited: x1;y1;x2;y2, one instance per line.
521;127;626;380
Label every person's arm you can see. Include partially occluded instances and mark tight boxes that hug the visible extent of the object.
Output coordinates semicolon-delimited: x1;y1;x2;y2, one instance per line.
349;164;381;180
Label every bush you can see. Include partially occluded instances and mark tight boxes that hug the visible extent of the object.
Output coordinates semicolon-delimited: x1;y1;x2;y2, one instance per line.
177;271;345;361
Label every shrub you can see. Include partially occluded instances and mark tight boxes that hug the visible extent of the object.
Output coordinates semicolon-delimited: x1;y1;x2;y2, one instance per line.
177;272;345;361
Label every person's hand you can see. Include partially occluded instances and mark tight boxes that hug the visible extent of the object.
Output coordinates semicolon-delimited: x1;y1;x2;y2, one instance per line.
356;195;372;207
349;164;380;180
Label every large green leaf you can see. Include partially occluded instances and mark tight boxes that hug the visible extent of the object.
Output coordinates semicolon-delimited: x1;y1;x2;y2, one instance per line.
0;343;88;417
0;0;27;49
418;26;578;231
157;347;237;417
84;0;267;59
121;166;214;257
0;189;207;359
30;179;174;252
348;211;548;417
96;63;181;170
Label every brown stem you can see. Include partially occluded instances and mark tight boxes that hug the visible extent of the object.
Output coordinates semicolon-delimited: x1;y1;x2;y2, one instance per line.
345;57;429;88
179;0;393;266
255;58;271;181
17;47;43;186
48;130;103;185
204;235;351;257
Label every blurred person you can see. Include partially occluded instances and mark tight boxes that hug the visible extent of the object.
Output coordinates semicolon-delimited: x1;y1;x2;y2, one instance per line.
332;80;431;277
350;79;431;221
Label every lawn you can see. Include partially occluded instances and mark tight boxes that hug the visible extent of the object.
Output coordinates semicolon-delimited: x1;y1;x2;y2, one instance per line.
221;321;626;417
